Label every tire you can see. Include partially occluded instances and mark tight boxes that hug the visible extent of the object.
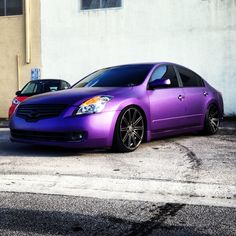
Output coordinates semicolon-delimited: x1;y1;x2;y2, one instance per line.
113;106;145;152
203;104;220;135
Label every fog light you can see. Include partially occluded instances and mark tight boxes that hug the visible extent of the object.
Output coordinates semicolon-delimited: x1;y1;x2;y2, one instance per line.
71;132;84;141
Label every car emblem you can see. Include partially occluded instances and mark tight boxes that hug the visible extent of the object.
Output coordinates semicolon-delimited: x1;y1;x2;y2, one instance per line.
28;110;38;118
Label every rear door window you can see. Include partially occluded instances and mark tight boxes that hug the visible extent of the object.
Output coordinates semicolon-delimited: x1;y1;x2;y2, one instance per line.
177;66;204;87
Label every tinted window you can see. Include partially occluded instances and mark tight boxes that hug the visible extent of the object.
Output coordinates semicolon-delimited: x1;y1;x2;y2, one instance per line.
150;66;167;82
150;65;179;88
20;81;61;95
81;0;121;10
43;81;61;92
73;65;153;88
177;67;204;87
61;81;70;90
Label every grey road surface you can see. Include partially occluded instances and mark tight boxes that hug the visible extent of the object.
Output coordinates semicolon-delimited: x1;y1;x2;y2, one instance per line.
0;192;236;236
0;123;235;235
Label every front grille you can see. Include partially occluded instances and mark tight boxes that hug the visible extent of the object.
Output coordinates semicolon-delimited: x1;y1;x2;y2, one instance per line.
16;104;67;121
11;129;86;142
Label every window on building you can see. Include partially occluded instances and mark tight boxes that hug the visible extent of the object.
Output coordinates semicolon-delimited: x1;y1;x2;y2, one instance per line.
81;0;122;10
0;0;23;16
0;0;4;16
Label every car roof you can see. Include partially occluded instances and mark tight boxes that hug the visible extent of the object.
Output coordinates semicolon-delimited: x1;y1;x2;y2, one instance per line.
113;62;200;73
103;62;203;79
27;79;71;84
105;62;184;69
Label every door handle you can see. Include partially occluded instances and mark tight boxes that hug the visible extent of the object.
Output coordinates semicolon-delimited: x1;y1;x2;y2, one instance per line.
204;91;208;96
178;95;185;101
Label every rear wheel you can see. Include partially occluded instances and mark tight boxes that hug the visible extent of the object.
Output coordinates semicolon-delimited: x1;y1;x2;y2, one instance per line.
113;106;145;152
204;104;220;135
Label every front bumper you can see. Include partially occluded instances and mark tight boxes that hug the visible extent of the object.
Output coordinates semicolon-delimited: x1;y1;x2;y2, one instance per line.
10;111;120;149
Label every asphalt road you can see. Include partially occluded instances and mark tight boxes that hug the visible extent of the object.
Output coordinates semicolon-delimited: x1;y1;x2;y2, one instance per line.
0;123;235;235
0;192;236;236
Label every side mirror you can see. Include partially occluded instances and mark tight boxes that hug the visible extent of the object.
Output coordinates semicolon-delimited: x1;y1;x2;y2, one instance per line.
149;78;171;89
15;91;21;96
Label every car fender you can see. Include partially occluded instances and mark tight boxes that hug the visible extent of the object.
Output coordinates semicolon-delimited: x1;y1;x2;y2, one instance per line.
108;97;152;142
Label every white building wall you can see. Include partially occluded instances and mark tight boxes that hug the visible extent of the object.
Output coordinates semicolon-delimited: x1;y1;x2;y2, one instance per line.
41;0;236;115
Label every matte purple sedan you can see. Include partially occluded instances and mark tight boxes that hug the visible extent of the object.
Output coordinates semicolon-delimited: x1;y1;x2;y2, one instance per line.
10;63;224;152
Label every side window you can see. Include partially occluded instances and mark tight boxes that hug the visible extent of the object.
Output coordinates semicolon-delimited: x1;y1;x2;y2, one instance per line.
177;67;204;87
150;65;167;82
67;82;71;88
61;81;70;90
150;65;179;88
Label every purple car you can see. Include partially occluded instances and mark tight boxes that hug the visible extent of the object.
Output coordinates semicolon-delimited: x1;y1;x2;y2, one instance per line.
10;63;224;152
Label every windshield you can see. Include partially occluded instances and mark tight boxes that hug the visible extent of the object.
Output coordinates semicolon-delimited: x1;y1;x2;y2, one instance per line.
73;65;153;88
20;81;61;96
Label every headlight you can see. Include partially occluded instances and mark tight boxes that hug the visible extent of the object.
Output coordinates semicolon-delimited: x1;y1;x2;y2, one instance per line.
74;96;113;115
12;97;20;105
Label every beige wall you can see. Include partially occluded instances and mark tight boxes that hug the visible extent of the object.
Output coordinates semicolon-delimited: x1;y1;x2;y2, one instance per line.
0;0;41;118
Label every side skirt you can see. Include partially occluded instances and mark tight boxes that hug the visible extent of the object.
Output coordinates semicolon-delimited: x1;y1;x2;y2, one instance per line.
150;125;203;140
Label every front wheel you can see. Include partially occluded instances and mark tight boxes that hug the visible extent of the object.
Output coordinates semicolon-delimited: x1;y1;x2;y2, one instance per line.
203;104;220;135
113;106;145;152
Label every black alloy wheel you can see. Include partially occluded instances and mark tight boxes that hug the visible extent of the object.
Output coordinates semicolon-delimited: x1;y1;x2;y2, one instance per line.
204;105;220;135
113;106;145;152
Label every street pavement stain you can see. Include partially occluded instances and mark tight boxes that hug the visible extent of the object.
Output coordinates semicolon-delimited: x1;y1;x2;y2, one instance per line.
71;223;84;232
174;142;202;170
123;203;185;236
186;151;202;169
81;203;185;236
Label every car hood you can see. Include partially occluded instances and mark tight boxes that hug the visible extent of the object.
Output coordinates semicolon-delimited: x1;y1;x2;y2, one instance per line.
21;87;134;106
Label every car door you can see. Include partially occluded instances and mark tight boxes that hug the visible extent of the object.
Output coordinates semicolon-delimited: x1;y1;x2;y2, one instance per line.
147;64;187;133
175;66;206;127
